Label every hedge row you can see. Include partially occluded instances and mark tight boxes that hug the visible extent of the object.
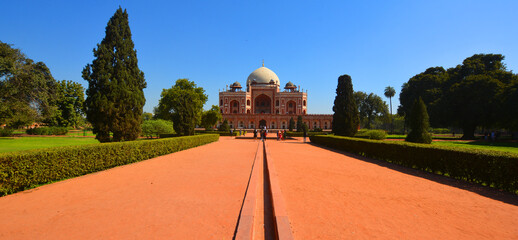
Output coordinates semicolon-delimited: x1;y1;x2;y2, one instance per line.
0;129;14;137
195;130;246;136
310;135;518;194
26;127;68;135
287;131;329;137
355;129;387;140
0;134;219;196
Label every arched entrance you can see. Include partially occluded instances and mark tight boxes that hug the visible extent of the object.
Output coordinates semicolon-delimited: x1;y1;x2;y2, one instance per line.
286;100;296;114
230;100;239;114
255;94;271;114
259;119;267;128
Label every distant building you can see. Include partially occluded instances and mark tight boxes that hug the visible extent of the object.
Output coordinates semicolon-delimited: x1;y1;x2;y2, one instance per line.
219;63;332;130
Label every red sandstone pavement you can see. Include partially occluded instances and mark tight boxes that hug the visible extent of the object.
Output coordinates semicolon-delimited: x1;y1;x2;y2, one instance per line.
267;137;518;239
0;137;258;240
3;135;518;239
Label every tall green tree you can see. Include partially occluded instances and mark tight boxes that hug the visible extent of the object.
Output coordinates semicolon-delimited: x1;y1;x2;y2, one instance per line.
398;54;515;139
47;80;85;128
398;67;447;127
405;97;432;144
155;79;207;136
296;115;303;132
201;105;222;130
354;91;388;129
218;119;230;132
384;86;395;115
0;41;58;128
384;86;396;132
82;7;146;142
332;74;359;136
501;76;518;131
142;112;153;121
288;117;295;131
444;54;510;139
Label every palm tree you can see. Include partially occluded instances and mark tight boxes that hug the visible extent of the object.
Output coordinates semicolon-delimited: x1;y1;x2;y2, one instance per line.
384;86;396;133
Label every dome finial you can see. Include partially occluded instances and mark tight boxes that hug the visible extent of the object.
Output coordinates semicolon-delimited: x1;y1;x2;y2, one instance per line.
262;59;264;67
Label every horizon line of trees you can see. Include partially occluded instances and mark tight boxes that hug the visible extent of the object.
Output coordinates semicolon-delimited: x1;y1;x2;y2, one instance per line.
398;53;518;139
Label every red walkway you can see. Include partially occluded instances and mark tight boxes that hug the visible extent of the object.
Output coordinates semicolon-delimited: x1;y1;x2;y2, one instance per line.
267;138;518;239
0;137;257;239
1;136;517;239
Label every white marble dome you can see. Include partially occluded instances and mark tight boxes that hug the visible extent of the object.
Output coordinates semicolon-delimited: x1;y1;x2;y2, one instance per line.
246;66;280;86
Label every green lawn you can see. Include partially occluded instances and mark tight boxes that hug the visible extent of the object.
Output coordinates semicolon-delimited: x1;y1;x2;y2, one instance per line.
387;134;460;140
0;137;99;153
433;141;518;154
66;130;96;137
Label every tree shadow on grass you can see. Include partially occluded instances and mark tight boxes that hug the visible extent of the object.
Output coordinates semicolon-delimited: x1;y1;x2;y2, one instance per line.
461;140;518;147
288;141;518;206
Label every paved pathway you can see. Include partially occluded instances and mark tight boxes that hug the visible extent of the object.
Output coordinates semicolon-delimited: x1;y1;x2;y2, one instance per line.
266;138;518;239
2;135;518;239
0;137;258;240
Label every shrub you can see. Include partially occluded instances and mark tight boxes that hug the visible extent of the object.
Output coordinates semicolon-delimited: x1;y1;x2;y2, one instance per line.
310;135;518;194
218;119;230;132
311;127;323;132
141;119;175;138
406;97;432;144
431;128;450;134
355;129;387;140
26;127;68;135
0;129;14;137
0;134;219;196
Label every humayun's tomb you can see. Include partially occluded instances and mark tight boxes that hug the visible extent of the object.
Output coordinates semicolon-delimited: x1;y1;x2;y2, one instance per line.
219;63;332;130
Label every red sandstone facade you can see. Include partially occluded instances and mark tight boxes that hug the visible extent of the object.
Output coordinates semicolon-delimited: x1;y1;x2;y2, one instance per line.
218;65;332;130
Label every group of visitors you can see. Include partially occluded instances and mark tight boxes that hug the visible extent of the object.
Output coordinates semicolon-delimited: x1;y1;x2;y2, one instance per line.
251;127;307;143
484;131;500;142
276;130;287;141
253;127;270;141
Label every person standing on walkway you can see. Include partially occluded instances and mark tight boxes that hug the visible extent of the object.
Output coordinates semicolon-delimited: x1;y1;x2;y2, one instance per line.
303;128;307;143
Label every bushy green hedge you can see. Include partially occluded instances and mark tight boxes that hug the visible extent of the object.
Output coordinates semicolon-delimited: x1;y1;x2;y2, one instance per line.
355;129;387;140
0;129;14;137
431;128;451;134
310;135;518;194
195;130;245;136
26;127;68;135
287;131;328;137
0;134;219;196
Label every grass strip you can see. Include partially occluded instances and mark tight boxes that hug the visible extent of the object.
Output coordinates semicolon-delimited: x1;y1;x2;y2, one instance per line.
0;134;219;196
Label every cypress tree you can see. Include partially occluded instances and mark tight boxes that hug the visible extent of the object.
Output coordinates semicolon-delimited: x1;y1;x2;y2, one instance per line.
82;7;146;142
332;74;359;136
288;117;295;131
218;119;230;132
405;97;432;144
296;115;303;132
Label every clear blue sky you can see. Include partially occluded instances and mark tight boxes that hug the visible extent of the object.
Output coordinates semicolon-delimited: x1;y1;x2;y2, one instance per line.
2;0;517;114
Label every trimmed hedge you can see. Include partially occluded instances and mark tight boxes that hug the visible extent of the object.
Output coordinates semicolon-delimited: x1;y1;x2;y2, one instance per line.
310;135;518;194
0;129;14;137
355;129;387;140
195;130;245;136
287;131;328;137
431;128;451;134
0;134;219;196
26;127;68;135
